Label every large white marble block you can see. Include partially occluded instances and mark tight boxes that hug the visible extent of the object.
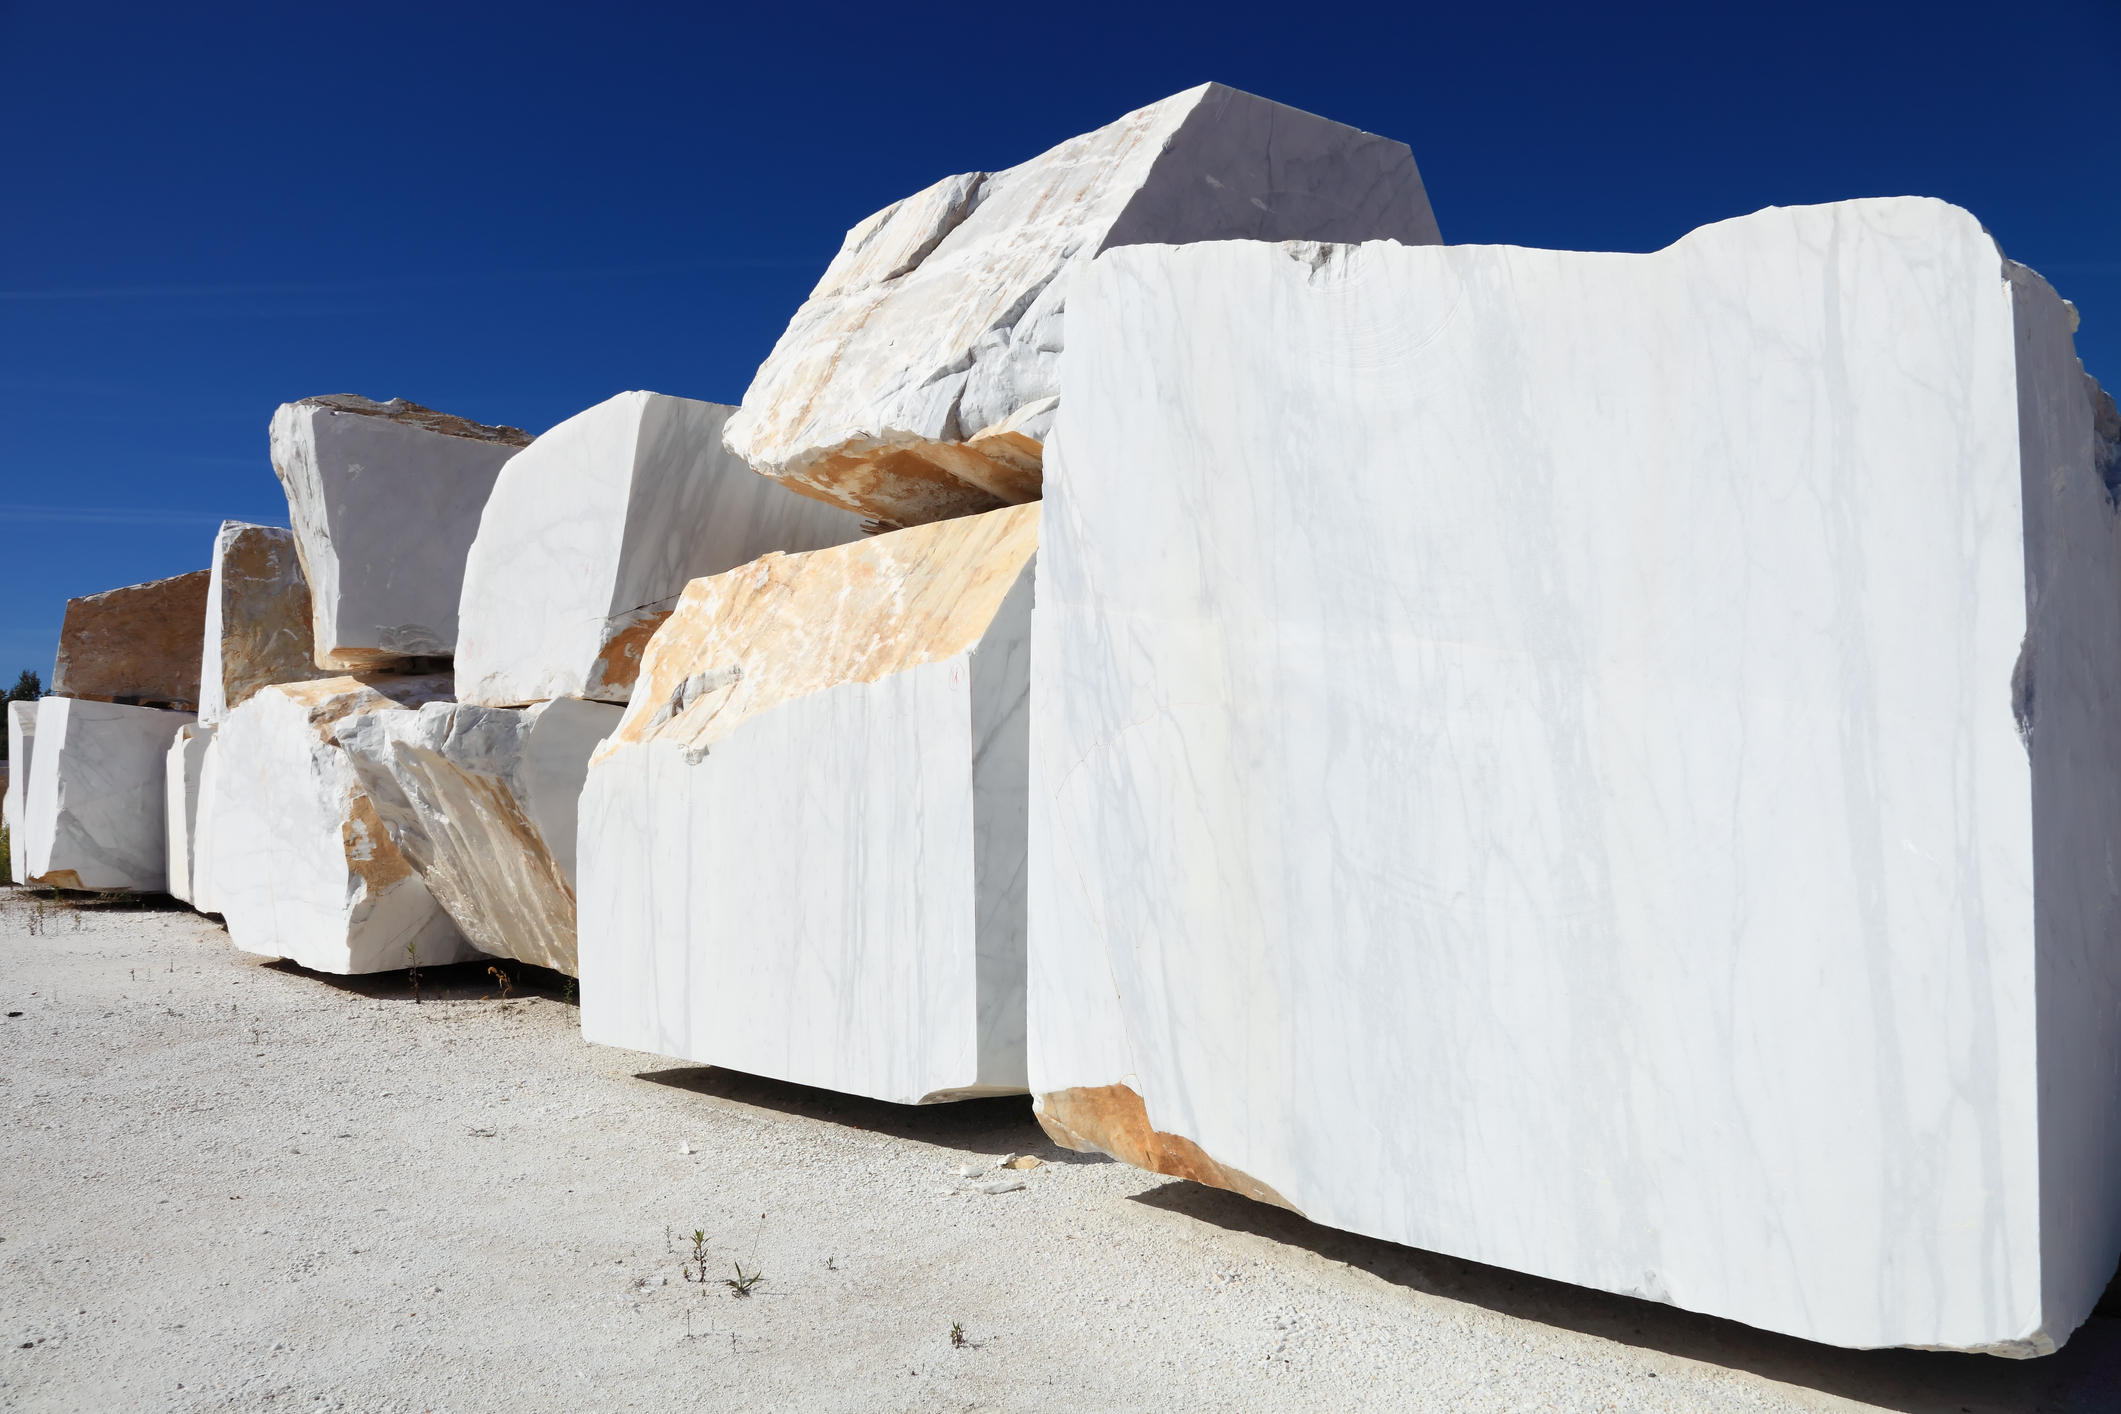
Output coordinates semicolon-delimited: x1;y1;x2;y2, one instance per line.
5;700;37;883
205;674;474;973
724;82;1441;528
201;520;331;722
454;392;865;707
20;697;194;891
51;570;211;711
578;503;1038;1104
163;723;212;904
338;695;621;975
270;395;531;670
1028;199;2121;1357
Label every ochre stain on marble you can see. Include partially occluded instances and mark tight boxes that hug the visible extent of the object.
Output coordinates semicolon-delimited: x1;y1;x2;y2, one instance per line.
1034;1083;1301;1214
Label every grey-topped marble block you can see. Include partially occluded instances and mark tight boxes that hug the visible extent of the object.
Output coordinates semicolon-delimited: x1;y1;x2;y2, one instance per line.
270;395;530;670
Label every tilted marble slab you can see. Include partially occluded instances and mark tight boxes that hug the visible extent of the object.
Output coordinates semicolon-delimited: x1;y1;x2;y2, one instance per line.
20;697;194;890
51;569;211;711
454;391;865;707
270;395;530;670
723;82;1440;528
338;695;621;975
5;700;35;883
578;503;1038;1104
163;722;212;904
1028;199;2121;1357
201;520;332;722
206;674;472;973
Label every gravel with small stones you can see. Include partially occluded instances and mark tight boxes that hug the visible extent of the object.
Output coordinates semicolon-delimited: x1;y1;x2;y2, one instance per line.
3;891;2118;1412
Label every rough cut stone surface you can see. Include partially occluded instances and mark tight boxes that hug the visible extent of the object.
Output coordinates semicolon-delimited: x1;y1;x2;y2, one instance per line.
5;700;37;884
51;570;212;711
163;722;213;905
339;695;621;975
1029;200;2121;1357
270;395;531;670
190;733;224;914
724;82;1442;528
578;503;1038;1104
20;697;194;890
454;392;865;707
201;520;331;722
205;674;472;973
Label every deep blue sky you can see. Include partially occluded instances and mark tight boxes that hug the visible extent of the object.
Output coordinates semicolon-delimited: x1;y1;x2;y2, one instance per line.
2;1;2115;681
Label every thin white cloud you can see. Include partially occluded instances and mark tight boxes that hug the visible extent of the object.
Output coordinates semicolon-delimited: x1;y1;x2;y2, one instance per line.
0;504;281;526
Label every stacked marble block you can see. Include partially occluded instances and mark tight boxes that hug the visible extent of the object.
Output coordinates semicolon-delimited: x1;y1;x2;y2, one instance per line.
332;390;867;976
577;505;1038;1103
16;572;207;890
564;83;1444;1102
1026;199;2121;1356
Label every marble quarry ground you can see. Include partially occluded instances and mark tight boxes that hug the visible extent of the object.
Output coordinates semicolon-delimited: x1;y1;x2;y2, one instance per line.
1;889;2116;1414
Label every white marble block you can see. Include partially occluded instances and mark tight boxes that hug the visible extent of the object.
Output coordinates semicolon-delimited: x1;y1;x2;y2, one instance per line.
578;503;1038;1104
1029;199;2121;1357
5;700;36;883
205;674;474;973
724;82;1441;528
454;392;865;707
20;697;194;890
270;395;531;670
201;520;332;722
163;723;212;904
338;695;621;975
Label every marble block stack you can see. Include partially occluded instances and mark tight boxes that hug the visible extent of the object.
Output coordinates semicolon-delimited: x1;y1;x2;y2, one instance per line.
336;390;867;977
724;80;1442;527
1027;198;2121;1356
577;504;1039;1104
11;80;2120;1365
18;573;207;890
190;401;536;967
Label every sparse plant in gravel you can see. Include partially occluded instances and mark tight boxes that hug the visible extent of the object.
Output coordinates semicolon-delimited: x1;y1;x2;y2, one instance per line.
950;1322;965;1349
486;966;513;1001
406;939;421;1004
681;1229;710;1283
723;1263;764;1297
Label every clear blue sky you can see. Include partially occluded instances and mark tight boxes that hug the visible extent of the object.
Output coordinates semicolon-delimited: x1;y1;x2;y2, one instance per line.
3;1;2115;683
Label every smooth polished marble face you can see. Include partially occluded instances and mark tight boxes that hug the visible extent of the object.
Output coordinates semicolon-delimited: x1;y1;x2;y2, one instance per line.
21;697;194;891
724;82;1442;527
577;505;1038;1105
454;391;864;709
207;676;470;975
1028;199;2121;1356
270;396;528;671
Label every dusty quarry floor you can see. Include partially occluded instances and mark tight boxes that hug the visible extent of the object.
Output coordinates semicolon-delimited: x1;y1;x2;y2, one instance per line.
2;889;2119;1413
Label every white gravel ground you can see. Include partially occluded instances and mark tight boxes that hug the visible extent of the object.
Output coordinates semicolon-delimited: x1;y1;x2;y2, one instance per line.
2;890;2117;1413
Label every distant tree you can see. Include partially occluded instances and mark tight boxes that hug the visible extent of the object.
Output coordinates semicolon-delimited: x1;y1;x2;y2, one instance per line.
7;669;39;702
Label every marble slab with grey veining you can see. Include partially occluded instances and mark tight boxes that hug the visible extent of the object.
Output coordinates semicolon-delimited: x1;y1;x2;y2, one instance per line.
20;697;193;891
1028;199;2121;1357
